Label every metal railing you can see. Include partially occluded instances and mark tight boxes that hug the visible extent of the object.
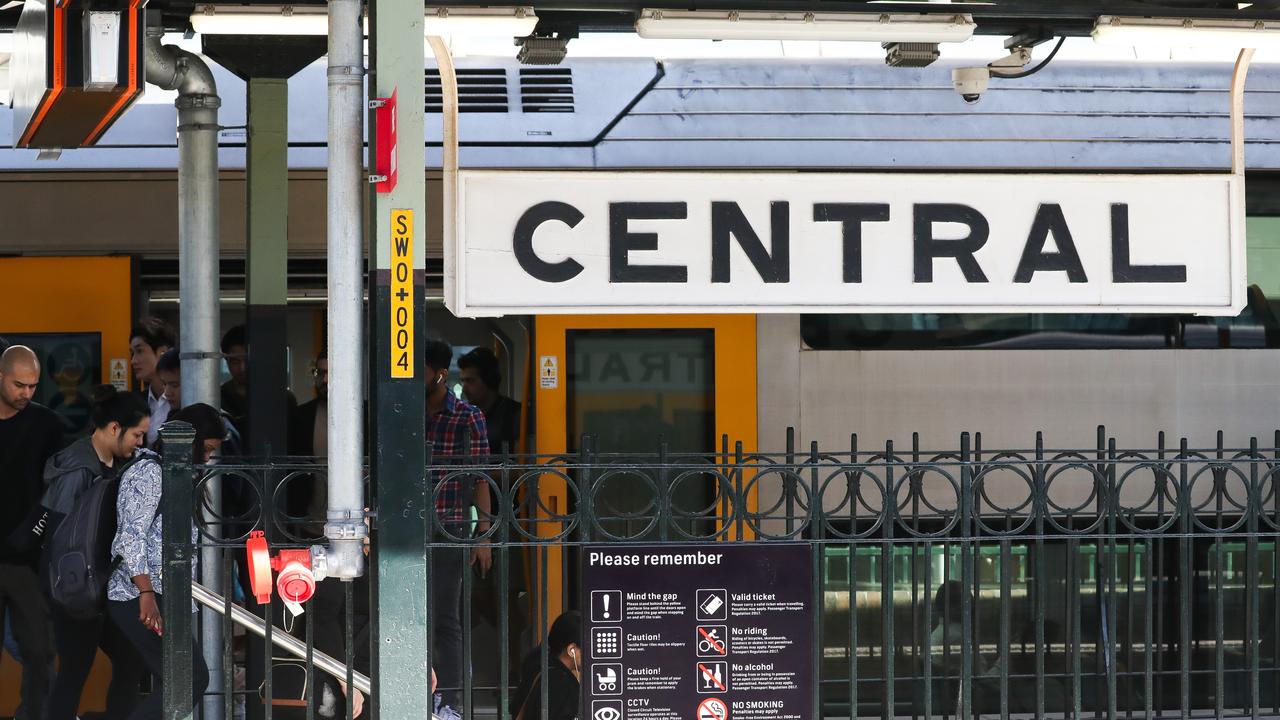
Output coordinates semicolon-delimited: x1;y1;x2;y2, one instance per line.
159;426;1280;720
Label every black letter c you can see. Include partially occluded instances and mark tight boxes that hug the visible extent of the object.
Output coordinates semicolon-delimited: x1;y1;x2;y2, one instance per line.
513;201;586;283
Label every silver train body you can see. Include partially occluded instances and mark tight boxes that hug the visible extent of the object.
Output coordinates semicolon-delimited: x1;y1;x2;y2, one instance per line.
1;56;1278;450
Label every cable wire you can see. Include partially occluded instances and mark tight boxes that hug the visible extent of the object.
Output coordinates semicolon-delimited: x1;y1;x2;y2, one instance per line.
990;36;1066;80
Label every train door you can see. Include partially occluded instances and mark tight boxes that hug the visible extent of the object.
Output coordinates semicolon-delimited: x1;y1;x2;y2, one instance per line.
532;315;758;618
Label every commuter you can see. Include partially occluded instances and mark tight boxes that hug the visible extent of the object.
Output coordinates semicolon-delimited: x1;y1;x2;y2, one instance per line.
35;385;150;720
154;348;182;410
220;324;297;450
423;339;493;717
510;611;582;720
155;346;246;458
106;406;213;720
220;325;250;435
130;317;176;446
458;347;521;454
0;345;63;720
287;351;329;530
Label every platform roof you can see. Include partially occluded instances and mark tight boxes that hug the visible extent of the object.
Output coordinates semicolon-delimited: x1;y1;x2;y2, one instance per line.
6;1;1280;39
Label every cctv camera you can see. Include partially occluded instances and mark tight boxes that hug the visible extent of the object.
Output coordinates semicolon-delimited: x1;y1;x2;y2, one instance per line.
952;66;990;104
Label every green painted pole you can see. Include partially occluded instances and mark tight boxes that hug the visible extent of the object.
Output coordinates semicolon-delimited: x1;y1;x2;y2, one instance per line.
370;0;431;717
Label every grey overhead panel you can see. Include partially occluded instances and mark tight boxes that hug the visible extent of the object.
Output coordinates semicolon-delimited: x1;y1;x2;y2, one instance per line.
595;59;1280;170
3;57;1280;171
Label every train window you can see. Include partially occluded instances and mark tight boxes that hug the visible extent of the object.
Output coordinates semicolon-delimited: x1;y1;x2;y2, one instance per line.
801;286;1280;350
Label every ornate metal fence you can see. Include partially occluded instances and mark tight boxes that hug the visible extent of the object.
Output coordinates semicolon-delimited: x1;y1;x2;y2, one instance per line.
160;426;1280;720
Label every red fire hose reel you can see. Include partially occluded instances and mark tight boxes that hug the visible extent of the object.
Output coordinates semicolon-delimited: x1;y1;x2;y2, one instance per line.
246;531;320;604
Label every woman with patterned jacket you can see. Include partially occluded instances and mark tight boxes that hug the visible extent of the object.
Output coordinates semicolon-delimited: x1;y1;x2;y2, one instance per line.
107;404;224;720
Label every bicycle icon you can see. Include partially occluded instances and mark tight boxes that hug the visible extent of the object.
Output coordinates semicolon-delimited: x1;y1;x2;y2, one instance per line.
696;625;728;657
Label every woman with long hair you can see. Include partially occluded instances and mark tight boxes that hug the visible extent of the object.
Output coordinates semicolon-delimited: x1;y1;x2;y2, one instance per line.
105;403;222;720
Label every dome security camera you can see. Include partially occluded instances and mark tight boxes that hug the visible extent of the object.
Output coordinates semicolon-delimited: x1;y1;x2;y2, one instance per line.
952;66;990;104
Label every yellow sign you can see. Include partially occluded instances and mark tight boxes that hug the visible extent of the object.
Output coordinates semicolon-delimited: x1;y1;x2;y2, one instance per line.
390;209;414;378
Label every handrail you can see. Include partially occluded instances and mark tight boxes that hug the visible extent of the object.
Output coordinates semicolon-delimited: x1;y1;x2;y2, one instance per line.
190;581;382;700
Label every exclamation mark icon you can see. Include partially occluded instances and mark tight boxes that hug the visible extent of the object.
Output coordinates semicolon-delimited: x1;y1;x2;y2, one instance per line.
602;594;611;619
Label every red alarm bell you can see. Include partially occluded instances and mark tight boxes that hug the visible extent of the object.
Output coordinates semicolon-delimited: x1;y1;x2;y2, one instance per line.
245;531;318;605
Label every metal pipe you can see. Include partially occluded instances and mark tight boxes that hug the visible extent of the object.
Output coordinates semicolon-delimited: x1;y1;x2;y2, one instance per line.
144;22;223;720
426;36;458;255
324;0;367;579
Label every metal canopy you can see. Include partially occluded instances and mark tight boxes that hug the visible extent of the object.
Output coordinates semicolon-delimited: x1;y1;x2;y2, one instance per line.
6;1;1280;36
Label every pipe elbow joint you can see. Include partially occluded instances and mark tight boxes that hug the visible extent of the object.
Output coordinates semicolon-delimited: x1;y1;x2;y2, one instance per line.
318;537;366;580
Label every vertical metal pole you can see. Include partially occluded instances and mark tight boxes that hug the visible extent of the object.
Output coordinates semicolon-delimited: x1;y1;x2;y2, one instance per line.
882;440;896;720
325;0;368;580
1034;433;1046;720
150;28;225;718
161;422;197;720
371;0;430;718
960;433;973;720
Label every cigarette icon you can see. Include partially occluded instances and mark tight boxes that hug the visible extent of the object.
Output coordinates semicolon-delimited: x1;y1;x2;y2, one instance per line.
700;594;723;616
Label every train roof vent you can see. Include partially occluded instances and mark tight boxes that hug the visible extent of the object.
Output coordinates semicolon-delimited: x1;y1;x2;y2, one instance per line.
425;68;509;113
519;68;574;113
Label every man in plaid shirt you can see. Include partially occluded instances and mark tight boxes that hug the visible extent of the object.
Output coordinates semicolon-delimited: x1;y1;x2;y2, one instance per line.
424;340;493;717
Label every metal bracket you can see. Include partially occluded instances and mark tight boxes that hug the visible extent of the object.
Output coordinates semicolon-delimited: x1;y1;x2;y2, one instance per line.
179;351;223;360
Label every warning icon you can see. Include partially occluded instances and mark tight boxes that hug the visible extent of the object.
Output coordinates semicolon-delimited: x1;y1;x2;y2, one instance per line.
696;625;728;657
592;700;623;720
539;355;558;389
696;661;729;694
697;697;730;720
696;589;727;621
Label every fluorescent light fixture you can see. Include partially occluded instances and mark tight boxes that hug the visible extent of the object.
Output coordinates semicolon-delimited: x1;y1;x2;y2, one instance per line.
189;4;537;38
423;7;537;37
1093;16;1280;50
635;10;975;43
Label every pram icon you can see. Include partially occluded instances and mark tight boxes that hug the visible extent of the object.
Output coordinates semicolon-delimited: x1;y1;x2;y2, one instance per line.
593;665;620;694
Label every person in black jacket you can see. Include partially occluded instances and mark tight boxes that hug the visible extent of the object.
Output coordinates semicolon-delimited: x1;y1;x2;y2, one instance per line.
0;345;63;720
511;611;582;720
38;386;150;720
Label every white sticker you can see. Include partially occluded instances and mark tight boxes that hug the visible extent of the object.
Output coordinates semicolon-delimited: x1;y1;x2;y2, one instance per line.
109;359;129;390
539;355;558;390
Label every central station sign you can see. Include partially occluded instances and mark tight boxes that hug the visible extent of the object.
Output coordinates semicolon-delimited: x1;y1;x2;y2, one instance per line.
445;171;1244;317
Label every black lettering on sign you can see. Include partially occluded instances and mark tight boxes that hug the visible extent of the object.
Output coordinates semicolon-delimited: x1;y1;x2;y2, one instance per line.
813;203;890;283
396;352;409;371
600;354;629;383
513;201;585;283
609;202;689;283
394;234;409;257
1111;203;1186;283
638;352;671;383
913;204;989;283
1013;204;1088;283
711;201;790;283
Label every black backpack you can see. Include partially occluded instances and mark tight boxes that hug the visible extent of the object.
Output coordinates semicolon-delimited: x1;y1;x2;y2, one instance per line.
45;458;140;619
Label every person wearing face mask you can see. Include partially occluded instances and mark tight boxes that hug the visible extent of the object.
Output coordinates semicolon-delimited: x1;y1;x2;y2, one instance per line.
511;611;582;720
38;385;150;720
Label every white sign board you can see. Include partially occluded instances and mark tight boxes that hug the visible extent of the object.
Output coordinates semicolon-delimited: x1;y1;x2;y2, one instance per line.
447;171;1244;317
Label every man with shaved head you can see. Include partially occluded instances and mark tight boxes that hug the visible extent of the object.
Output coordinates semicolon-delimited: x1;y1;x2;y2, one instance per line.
0;345;63;720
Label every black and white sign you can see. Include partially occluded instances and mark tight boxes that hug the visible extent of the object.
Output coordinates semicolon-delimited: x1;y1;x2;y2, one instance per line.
580;543;813;720
447;171;1244;316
